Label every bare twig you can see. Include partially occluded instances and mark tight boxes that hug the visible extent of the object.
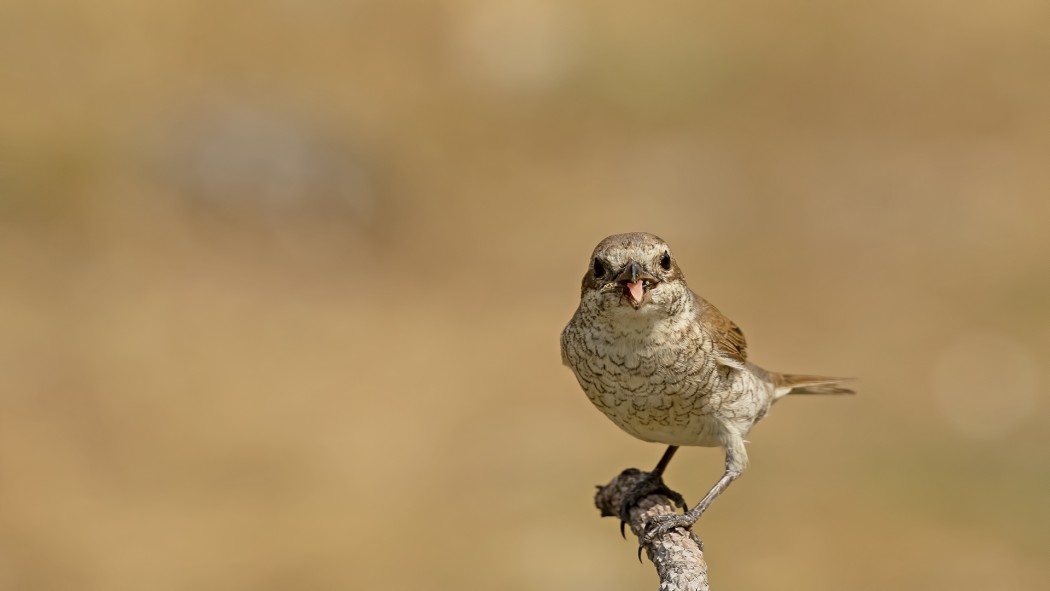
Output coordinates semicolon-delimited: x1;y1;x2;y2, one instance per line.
594;469;710;591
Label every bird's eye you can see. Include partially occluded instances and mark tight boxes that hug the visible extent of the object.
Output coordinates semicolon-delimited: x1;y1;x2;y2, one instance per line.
593;258;606;277
660;250;672;271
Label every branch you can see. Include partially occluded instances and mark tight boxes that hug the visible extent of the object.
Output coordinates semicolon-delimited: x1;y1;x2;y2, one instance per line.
594;469;710;591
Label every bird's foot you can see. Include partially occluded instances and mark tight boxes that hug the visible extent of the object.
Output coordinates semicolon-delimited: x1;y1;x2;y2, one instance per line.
618;471;686;538
640;511;699;546
634;511;703;561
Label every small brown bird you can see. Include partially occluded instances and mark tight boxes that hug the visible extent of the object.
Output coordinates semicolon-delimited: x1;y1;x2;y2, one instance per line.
561;232;852;544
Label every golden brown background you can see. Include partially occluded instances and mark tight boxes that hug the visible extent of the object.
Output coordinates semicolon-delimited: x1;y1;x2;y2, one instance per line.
2;1;1048;589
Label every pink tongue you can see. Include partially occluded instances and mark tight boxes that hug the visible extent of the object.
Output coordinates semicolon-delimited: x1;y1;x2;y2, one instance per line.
627;280;645;303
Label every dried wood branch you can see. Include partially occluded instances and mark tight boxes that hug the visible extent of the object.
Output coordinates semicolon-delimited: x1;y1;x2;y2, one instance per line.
594;469;710;591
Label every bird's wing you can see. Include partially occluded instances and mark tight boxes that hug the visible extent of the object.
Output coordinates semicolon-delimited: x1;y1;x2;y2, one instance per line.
697;298;748;369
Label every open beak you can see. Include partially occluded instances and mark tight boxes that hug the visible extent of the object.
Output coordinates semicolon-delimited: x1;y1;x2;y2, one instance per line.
613;261;659;308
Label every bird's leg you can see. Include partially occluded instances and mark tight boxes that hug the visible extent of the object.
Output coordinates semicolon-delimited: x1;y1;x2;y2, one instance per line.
641;435;747;545
618;445;687;537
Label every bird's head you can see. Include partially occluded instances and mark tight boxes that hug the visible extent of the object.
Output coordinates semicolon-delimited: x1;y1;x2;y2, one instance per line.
579;232;689;316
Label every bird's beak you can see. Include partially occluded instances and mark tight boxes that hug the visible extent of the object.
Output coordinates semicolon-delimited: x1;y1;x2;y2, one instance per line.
613;261;659;308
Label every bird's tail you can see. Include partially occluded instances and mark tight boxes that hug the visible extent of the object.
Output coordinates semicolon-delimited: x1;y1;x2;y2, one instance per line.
772;373;855;401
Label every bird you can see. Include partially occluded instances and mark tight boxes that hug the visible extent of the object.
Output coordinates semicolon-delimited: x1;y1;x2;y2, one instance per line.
560;232;853;545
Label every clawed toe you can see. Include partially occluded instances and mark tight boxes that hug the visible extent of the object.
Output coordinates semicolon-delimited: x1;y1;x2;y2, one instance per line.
617;472;687;538
634;513;697;562
640;513;696;546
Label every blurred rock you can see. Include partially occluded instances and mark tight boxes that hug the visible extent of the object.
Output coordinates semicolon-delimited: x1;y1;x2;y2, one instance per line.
148;100;377;222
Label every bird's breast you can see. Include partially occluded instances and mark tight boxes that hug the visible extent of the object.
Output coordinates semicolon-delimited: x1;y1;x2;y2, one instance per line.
562;312;729;447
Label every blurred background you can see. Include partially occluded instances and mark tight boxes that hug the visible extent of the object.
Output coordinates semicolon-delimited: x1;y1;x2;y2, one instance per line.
1;1;1048;589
